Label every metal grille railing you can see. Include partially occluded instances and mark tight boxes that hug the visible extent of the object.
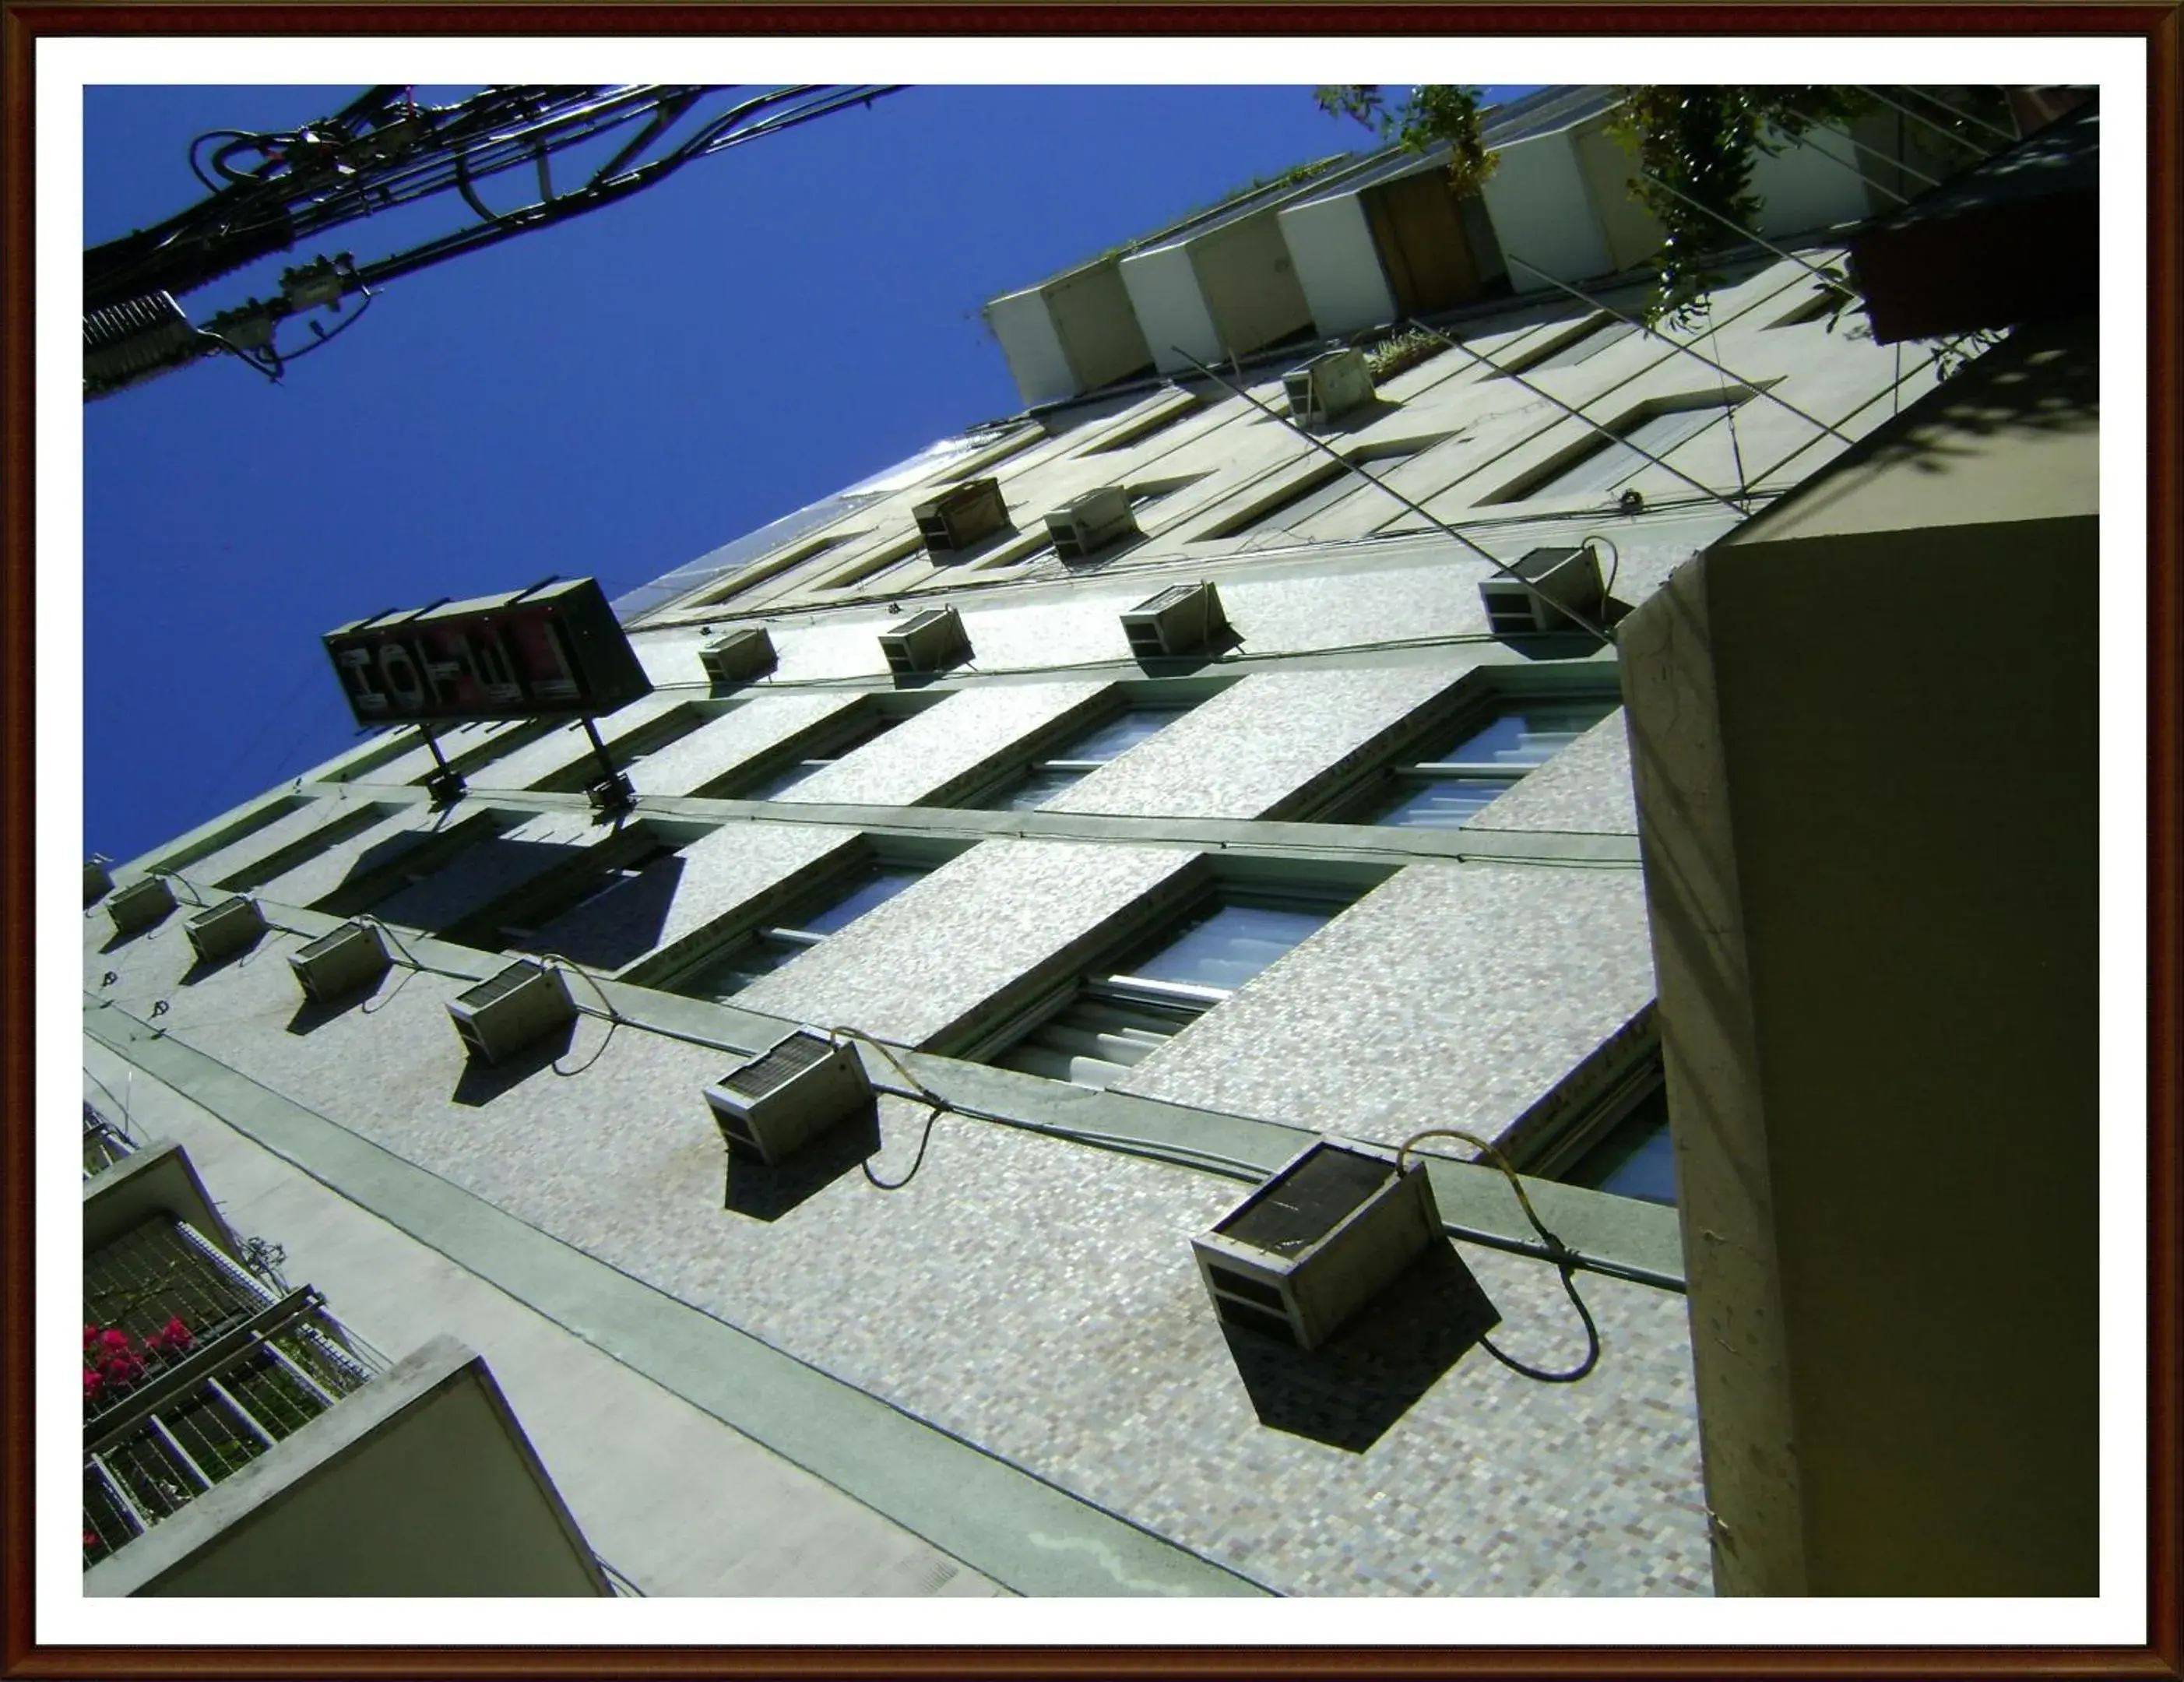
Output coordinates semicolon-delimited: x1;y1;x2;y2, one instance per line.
83;1215;382;1571
82;1103;138;1179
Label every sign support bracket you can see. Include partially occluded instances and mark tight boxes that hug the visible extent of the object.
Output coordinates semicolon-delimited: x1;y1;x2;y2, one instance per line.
419;727;466;807
579;714;635;816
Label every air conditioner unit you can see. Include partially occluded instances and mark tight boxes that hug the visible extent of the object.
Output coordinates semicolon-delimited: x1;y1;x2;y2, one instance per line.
1284;347;1376;426
84;860;112;907
289;921;391;1005
446;959;575;1064
1190;1140;1450;1352
184;895;266;963
107;876;176;934
879;607;971;675
1479;544;1605;635
700;626;776;686
703;1029;874;1166
913;477;1009;554
1122;582;1231;660
1043;487;1139;561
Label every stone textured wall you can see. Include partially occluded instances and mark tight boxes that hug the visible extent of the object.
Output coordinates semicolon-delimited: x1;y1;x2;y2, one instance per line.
1467;711;1640;836
734;838;1199;1047
779;682;1112;808
1046;667;1465;819
1117;860;1658;1149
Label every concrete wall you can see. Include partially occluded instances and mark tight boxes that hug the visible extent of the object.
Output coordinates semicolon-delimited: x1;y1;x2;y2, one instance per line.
1281;191;1398;338
1750;125;1872;236
987;286;1078;408
1187;211;1315;363
83;1138;237;1255
1621;326;2098;1593
1570;118;1665;275
89;1336;610;1596
1122;243;1225;373
1480;132;1613;289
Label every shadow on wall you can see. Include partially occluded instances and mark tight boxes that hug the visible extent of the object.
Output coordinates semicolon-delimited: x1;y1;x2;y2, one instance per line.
720;1104;882;1223
450;1018;580;1107
515;856;688;973
1220;1245;1503;1454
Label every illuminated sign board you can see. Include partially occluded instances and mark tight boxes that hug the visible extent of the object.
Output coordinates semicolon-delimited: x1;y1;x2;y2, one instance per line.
323;578;652;730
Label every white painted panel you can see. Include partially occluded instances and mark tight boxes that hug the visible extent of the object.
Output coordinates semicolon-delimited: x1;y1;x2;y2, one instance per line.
1753;125;1873;238
985;288;1076;406
1480;131;1613;290
1120;245;1222;374
1280;194;1397;338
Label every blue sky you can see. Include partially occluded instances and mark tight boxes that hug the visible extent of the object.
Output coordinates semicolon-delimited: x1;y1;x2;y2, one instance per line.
80;83;1537;856
81;83;1525;865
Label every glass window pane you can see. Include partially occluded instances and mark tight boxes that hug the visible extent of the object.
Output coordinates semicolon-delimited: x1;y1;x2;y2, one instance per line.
1567;1083;1678;1205
1370;777;1512;829
737;759;825;800
1532;403;1732;500
678;934;804;1000
1124;902;1335;994
1060;708;1187;763
797;868;923;934
991;766;1089;811
1444;698;1616;767
1525;318;1640;371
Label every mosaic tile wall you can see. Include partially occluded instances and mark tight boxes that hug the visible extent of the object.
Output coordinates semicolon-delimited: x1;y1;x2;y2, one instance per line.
85;908;1709;1599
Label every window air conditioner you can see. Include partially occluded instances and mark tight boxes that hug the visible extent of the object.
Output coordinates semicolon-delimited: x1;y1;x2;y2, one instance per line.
879;607;971;675
1043;487;1138;561
1190;1140;1447;1352
184;895;266;963
703;1029;874;1166
107;876;176;934
1121;582;1231;660
1479;544;1605;635
700;626;777;686
913;477;1009;554
446;959;575;1064
84;860;112;908
1283;347;1376;426
288;921;392;1005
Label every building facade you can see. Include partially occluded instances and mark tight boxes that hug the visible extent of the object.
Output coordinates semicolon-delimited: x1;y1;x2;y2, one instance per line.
79;86;2057;1598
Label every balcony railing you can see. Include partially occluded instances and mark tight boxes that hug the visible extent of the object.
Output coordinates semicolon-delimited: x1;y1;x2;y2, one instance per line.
82;1102;138;1180
83;1216;382;1569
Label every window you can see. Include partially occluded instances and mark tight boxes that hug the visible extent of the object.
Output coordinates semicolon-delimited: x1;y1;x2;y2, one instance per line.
817;533;925;593
695;533;854;607
987;886;1353;1089
1505;315;1641;375
1080;393;1201;456
1767;272;1855;329
665;863;927;1001
1203;439;1438;541
1506;398;1743;504
1561;1078;1676;1205
719;706;914;801
978;705;1194;811
491;829;694;948
1335;695;1618;829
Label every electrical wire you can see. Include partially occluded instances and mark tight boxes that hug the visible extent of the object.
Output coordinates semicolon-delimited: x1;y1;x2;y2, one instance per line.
1397;1127;1602;1385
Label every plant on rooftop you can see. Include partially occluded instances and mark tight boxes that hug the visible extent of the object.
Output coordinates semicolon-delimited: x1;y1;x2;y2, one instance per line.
1317;84;1909;327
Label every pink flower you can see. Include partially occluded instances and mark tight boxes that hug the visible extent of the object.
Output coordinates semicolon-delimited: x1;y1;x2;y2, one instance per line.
97;1328;132;1357
146;1317;192;1356
82;1369;104;1402
83;1530;100;1550
99;1353;143;1388
83;1325;99;1353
